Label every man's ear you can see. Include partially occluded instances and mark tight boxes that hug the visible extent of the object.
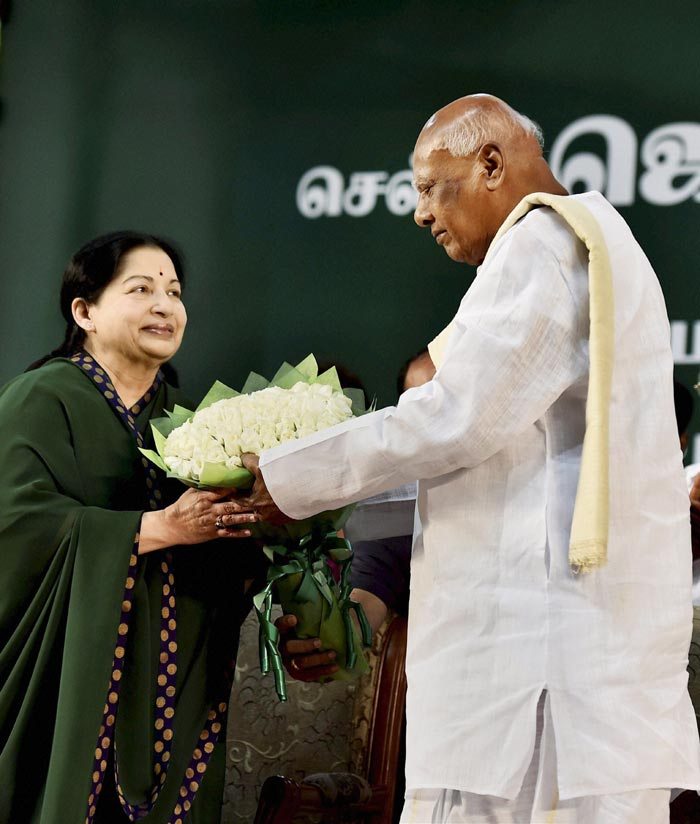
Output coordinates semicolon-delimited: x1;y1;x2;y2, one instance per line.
478;142;504;190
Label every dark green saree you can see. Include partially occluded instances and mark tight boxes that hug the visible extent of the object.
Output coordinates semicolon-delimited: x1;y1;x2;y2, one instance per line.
0;358;263;823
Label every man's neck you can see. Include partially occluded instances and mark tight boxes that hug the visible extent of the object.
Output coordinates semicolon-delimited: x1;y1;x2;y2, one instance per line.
521;161;569;198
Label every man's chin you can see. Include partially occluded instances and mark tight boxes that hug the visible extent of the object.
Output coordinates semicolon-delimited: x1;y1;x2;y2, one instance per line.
444;244;471;264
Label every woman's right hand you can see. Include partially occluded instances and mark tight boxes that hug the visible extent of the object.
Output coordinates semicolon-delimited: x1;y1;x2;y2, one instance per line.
138;488;259;554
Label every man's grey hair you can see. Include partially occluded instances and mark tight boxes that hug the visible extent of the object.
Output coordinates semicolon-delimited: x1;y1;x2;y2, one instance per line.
430;103;544;157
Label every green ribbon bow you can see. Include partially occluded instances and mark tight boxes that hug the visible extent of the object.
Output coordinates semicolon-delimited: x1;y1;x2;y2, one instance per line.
253;529;372;702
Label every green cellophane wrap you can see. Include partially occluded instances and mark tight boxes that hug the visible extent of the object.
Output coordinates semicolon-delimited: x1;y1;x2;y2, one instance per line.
253;511;372;702
139;355;373;700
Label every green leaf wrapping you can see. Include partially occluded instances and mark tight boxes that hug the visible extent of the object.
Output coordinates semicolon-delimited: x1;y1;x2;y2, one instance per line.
241;372;269;395
151;425;169;458
135;354;373;699
294;354;319;380
150;415;181;440
249;503;354;544
315;366;342;392
342;386;368;417
138;448;168;473
138;353;368;490
199;463;253;489
275;571;368;681
196;380;239;412
270;362;307;390
253;529;372;701
165;404;195;428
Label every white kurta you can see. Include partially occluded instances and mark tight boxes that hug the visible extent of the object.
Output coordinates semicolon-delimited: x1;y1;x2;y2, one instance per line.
260;191;700;799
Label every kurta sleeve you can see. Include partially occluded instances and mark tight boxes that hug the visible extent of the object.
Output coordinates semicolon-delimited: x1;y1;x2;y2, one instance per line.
260;218;589;519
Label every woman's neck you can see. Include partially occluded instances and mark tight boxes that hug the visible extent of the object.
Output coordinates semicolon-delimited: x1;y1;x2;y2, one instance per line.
83;344;160;409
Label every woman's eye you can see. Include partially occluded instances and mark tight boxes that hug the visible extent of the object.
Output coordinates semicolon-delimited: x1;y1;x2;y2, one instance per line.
168;291;182;299
130;286;148;294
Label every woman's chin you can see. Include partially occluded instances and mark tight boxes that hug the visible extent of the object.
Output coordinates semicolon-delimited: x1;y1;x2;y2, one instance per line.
138;338;181;363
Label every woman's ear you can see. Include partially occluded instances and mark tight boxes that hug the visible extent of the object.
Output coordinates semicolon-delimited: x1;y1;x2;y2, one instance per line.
71;297;94;331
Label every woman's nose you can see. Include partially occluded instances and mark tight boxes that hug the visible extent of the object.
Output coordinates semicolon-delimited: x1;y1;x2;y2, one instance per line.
151;294;173;316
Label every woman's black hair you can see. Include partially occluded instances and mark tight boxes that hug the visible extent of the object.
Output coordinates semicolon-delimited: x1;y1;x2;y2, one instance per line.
26;230;185;381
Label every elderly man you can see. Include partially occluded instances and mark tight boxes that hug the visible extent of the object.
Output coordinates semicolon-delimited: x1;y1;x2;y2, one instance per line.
232;95;700;822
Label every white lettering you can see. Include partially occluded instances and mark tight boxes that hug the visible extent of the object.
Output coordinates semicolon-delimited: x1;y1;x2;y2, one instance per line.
297;118;700;217
385;167;418;215
296;166;344;219
671;321;700;365
549;115;637;206
343;172;389;217
692;433;700;466
296;158;415;219
639;123;700;206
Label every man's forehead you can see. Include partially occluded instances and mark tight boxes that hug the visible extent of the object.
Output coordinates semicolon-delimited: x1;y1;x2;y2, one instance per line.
412;144;455;176
412;162;434;189
413;121;454;159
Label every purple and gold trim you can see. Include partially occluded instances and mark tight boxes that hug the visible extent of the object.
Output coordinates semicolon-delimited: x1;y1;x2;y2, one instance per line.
72;353;230;823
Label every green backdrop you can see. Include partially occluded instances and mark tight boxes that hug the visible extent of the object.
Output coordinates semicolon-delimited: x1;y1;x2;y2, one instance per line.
1;0;699;457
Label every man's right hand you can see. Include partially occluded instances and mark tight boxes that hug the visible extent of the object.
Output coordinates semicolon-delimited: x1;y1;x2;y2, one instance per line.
275;614;339;682
237;453;293;526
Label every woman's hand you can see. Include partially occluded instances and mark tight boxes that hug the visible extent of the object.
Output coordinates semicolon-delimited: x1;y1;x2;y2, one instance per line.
138;488;259;554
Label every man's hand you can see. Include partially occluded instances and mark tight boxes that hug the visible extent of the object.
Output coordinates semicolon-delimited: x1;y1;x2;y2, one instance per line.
275;614;339;682
691;474;700;512
232;453;292;526
350;588;388;634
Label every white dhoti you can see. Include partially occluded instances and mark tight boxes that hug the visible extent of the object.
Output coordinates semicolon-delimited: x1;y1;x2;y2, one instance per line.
400;694;671;824
261;192;700;800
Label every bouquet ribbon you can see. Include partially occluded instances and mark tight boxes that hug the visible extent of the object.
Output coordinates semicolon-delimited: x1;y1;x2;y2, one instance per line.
137;354;374;698
253;529;372;702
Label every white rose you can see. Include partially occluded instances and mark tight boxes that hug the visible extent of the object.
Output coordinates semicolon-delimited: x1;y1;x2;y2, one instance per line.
162;379;354;482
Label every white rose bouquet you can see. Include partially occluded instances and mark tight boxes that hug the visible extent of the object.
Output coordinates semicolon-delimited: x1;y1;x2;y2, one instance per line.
140;355;372;700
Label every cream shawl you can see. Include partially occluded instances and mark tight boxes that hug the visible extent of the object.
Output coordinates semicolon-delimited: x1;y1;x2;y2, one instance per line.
428;193;614;572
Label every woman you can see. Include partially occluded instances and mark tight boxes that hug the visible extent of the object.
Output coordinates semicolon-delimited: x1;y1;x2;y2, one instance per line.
0;232;263;823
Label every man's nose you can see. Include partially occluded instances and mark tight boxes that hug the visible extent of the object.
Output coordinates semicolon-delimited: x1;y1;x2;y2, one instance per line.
413;198;433;228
